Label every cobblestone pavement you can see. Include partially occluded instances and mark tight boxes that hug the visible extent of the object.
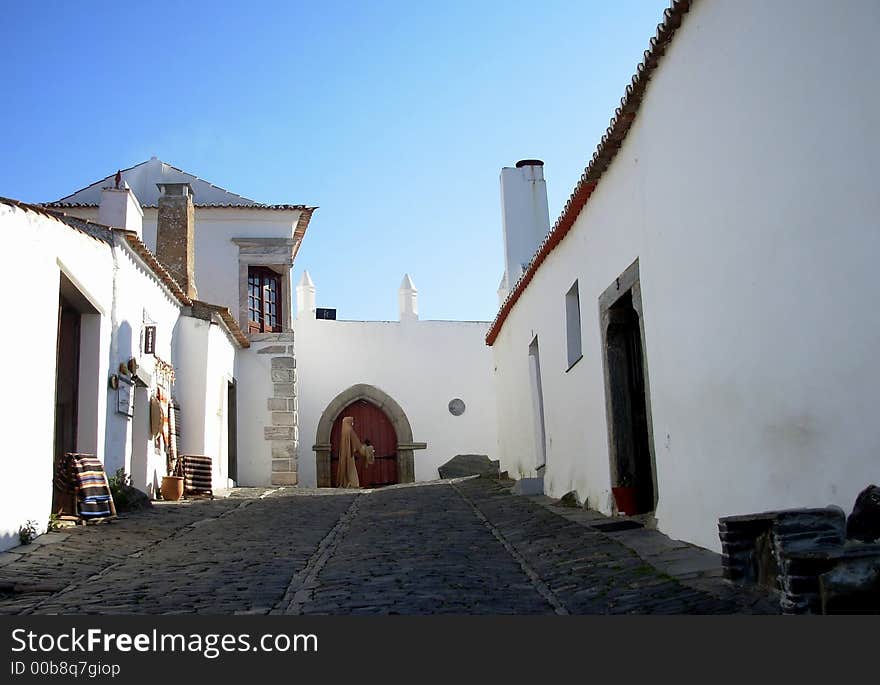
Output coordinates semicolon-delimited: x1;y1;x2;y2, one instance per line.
0;479;777;615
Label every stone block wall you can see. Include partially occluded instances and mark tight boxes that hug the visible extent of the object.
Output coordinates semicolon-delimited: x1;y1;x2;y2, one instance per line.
719;507;850;614
255;334;298;486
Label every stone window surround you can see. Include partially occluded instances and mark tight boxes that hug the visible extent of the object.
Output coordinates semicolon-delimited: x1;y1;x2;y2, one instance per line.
313;383;426;487
232;238;297;335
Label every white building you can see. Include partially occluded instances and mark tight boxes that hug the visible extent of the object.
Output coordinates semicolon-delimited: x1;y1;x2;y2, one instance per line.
488;0;880;552
0;157;498;551
5;0;873;559
293;273;497;488
49;158;315;490
0;190;243;550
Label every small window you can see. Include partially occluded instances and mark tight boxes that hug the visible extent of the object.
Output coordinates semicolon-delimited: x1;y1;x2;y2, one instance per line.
247;266;283;333
565;280;582;368
143;325;156;355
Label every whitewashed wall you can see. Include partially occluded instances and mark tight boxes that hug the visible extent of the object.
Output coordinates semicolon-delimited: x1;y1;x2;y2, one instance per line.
0;204;113;551
294;318;497;488
173;316;237;491
59;207;301;321
492;0;880;551
234;335;295;487
104;242;182;488
202;323;236;489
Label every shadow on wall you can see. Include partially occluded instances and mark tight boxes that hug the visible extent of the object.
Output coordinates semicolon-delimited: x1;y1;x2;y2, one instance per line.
0;531;19;550
105;320;133;476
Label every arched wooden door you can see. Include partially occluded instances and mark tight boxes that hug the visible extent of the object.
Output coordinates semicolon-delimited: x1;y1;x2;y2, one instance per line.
330;400;398;487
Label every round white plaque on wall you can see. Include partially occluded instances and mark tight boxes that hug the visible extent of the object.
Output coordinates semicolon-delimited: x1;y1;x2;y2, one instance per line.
448;398;466;416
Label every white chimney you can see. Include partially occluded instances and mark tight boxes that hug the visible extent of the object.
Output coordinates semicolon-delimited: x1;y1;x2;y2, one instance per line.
497;274;510;308
296;270;316;319
499;160;550;292
398;274;418;322
98;181;143;239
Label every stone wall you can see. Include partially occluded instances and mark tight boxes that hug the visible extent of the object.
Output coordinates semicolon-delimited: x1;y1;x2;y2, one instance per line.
235;333;298;487
717;507;880;614
266;350;298;485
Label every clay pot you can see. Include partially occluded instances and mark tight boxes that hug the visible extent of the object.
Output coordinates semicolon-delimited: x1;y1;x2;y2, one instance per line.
160;476;184;501
612;486;639;516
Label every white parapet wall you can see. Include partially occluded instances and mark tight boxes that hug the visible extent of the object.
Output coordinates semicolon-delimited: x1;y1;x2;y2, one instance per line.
293;317;498;488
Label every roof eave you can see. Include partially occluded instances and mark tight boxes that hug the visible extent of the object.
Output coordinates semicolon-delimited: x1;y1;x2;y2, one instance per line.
485;0;692;346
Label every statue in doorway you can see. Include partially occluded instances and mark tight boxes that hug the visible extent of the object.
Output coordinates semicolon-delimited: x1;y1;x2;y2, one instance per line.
336;416;376;488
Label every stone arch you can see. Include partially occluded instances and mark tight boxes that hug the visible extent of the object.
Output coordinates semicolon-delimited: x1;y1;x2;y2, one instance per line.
313;383;424;487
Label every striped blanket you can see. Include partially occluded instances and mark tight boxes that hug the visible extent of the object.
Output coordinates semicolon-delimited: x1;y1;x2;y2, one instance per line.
182;455;213;498
63;454;117;520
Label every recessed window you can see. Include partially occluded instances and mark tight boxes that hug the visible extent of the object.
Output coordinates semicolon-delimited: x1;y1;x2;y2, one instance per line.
565;280;582;368
143;325;156;355
247;266;283;333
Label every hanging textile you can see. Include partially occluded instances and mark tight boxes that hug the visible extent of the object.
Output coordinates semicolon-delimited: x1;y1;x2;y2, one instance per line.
149;395;163;439
168;397;179;469
151;356;177;468
182;455;213;498
62;453;117;520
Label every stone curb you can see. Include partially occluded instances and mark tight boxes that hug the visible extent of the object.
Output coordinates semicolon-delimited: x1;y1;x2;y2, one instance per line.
513;484;778;610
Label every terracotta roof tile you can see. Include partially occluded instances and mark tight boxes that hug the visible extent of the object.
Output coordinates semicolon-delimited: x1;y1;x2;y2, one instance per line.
292;207;316;261
191;301;251;349
114;229;193;307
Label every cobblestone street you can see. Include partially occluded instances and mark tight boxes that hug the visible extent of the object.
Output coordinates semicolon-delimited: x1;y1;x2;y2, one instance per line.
0;478;777;615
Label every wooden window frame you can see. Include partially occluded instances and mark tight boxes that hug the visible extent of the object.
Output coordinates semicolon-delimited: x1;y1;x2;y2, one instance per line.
247;266;283;333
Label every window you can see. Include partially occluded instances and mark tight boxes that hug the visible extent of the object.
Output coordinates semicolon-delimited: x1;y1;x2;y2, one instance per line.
565;280;582;369
247;266;283;333
143;325;156;355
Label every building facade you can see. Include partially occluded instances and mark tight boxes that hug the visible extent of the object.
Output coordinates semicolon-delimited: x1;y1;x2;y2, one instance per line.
293;273;498;488
487;0;880;552
50;159;315;490
0;158;497;550
0;192;243;550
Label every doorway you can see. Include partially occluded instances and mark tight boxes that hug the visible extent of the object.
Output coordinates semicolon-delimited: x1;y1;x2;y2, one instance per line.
330;399;397;487
227;380;238;483
52;297;81;516
131;385;151;495
528;336;547;470
600;260;657;514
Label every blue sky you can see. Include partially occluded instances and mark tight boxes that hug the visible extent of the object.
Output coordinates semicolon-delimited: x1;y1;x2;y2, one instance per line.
1;0;669;322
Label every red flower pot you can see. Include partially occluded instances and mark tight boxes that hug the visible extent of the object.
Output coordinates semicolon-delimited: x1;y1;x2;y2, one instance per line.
612;486;639;516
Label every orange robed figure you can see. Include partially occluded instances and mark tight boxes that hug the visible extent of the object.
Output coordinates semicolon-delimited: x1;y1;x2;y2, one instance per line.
336;416;375;488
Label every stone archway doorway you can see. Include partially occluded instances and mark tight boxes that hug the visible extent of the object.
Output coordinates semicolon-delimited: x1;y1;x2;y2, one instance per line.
314;384;425;487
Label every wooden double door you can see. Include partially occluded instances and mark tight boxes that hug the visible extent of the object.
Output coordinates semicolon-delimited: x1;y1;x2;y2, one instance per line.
330;400;398;487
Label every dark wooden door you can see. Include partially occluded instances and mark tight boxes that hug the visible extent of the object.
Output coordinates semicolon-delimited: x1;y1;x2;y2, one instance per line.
53;300;80;515
606;292;654;514
330;400;398;487
227;380;238;482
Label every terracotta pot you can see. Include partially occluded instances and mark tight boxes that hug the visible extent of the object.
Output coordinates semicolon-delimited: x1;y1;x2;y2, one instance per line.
612;486;639;516
160;476;185;501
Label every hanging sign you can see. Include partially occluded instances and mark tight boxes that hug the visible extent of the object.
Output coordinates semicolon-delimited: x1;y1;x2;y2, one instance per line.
116;375;134;417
